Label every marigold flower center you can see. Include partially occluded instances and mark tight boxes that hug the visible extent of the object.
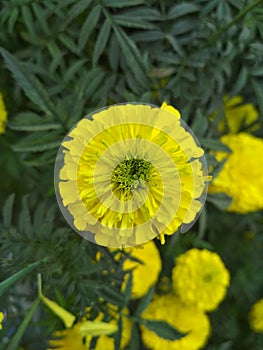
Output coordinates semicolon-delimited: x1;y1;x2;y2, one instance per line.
111;158;153;199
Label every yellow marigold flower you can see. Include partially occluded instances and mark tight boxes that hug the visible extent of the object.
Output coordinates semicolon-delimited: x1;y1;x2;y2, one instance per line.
0;93;8;135
0;312;4;330
208;133;263;213
172;249;230;312
249;298;263;333
122;240;162;299
213;96;259;133
55;103;210;248
141;293;210;350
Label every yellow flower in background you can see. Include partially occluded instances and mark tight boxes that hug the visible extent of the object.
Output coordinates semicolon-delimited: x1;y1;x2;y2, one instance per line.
56;103;209;248
214;96;259;134
0;93;8;134
0;312;4;330
141;293;210;350
122;240;161;299
172;249;230;312
249;298;263;333
209;133;263;213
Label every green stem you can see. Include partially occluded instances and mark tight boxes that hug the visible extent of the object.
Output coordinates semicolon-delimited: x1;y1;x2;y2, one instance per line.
6;298;40;350
0;258;48;297
207;0;263;45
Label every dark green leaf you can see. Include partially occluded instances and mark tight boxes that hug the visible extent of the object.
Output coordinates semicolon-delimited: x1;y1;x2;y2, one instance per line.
207;193;232;210
63;0;93;27
32;3;51;35
101;0;144;8
142;319;185;340
168;3;199;19
9;112;62;131
135;286;155;316
12;130;62;152
78;5;101;50
200;138;231;152
3;193;15;228
21;5;35;35
113;26;149;88
0;48;57;117
93;18;111;66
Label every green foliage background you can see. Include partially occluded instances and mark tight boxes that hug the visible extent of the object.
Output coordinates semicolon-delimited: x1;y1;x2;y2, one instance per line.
0;0;263;349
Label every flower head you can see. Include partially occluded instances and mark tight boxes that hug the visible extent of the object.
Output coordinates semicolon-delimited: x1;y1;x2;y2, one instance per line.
122;240;162;299
172;249;230;312
141;293;210;350
249;298;263;333
0;93;7;135
55;103;209;247
209;132;263;213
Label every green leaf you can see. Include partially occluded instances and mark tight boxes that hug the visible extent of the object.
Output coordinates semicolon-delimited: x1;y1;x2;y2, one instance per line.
0;260;44;297
9;112;62;131
123;272;133;306
113;26;149;89
207;193;232;210
8;6;19;33
0;48;57;117
58;33;80;54
231;66;248;95
78;5;102;50
12;130;62;152
142;319;185;340
18;195;33;237
21;4;35;36
135;286;155;317
2;193;15;228
101;0;144;8
63;0;93;27
93;18;111;66
199;138;231;152
168;3;199;19
126;324;140;350
6;299;40;350
32;2;51;35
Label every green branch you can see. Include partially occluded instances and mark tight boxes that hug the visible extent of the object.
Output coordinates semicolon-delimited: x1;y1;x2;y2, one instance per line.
207;0;263;45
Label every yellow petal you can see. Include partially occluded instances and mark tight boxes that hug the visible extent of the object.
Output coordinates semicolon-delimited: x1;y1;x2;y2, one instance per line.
79;321;118;337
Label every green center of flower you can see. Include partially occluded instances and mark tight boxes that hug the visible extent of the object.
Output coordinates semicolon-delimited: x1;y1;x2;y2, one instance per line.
111;158;153;194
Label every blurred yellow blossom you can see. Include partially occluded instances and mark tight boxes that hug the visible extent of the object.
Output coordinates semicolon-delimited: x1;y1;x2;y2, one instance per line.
0;93;7;134
249;298;263;333
209;133;263;213
141;293;210;350
172;249;230;312
122;240;162;299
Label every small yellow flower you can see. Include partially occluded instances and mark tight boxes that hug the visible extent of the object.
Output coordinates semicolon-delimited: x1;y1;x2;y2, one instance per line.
0;93;8;135
141;293;211;350
56;103;209;247
213;96;259;133
249;298;263;333
209;133;263;213
0;312;4;330
122;240;162;299
172;249;230;312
